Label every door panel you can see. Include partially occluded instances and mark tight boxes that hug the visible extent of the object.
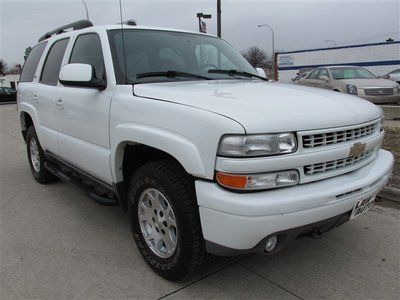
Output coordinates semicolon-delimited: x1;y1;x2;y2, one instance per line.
55;33;113;183
34;84;59;153
35;38;70;153
56;86;113;183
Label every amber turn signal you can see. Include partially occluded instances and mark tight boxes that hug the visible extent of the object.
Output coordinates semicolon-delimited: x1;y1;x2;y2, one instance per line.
216;172;247;189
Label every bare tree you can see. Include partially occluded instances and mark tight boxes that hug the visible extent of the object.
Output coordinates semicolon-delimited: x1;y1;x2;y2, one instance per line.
8;63;22;74
0;59;8;75
242;47;272;69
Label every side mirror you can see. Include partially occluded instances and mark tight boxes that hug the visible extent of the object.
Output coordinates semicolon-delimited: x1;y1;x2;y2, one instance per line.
255;67;266;78
59;63;106;90
319;75;329;81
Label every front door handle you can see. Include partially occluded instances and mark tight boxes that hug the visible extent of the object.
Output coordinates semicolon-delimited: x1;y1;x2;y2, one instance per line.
56;98;64;110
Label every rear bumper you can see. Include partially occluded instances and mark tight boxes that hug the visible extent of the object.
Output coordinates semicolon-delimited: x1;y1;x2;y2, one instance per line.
195;149;393;252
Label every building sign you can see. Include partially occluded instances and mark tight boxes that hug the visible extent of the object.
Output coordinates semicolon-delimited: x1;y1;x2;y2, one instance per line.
278;55;294;66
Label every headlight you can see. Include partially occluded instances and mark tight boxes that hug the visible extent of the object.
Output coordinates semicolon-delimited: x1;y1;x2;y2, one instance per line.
216;170;299;190
346;84;358;95
217;133;297;157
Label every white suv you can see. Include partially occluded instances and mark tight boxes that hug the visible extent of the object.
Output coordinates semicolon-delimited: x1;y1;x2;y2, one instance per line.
17;20;394;280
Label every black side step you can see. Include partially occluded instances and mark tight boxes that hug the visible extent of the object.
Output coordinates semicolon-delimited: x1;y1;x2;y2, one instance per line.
44;158;119;206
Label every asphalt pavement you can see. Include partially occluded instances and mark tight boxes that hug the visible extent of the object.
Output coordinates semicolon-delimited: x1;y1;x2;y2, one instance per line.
1;104;399;299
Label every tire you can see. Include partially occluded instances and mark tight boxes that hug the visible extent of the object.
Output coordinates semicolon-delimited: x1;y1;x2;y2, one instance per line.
26;126;57;184
128;159;207;281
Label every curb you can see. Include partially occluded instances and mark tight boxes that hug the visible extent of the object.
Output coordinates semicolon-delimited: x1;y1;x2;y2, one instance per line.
378;187;400;203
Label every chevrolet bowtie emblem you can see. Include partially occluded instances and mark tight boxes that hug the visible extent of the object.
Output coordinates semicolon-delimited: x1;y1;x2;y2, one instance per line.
349;142;366;157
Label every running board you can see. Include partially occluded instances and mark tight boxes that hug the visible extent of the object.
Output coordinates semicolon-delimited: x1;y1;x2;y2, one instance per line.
44;157;119;206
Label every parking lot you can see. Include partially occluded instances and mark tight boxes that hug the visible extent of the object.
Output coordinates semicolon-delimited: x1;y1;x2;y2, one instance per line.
0;103;399;299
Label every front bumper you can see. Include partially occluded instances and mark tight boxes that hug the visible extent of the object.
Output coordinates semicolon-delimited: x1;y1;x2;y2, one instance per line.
196;149;393;253
357;91;400;104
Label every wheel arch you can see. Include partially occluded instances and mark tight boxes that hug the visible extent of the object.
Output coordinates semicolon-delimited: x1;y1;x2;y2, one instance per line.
20;110;34;141
113;139;203;209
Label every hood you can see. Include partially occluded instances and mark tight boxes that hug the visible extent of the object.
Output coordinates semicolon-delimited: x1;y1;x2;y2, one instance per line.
343;78;398;88
134;80;381;133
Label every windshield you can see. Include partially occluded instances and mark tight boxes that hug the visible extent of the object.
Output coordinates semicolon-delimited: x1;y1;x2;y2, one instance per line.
107;29;259;84
330;67;376;80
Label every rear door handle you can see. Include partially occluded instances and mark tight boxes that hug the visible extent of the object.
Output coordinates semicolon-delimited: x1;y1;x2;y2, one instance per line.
56;98;64;110
33;95;38;103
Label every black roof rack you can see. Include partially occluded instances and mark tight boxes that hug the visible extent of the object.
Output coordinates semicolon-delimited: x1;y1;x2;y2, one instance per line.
38;20;93;42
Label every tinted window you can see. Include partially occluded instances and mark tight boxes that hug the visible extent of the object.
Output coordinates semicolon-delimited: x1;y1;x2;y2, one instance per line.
108;29;258;84
318;69;329;78
40;39;69;86
20;42;48;82
307;69;320;79
70;33;105;80
331;67;376;80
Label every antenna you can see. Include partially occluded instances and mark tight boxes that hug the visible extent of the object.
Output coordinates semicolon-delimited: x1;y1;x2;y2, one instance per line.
81;0;90;20
119;0;128;83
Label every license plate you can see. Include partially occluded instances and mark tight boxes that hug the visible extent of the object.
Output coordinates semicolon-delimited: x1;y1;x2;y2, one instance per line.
350;194;376;220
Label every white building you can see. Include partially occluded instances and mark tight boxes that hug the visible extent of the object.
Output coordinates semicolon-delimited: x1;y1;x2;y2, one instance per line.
277;41;400;83
0;74;20;90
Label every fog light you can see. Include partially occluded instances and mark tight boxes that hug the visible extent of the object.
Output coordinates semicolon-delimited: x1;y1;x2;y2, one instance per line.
264;236;277;252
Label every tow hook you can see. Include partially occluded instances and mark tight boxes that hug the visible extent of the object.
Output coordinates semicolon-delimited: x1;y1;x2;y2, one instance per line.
309;227;323;239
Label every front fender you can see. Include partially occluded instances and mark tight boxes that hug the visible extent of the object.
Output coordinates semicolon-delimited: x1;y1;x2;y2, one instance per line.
112;124;204;179
110;91;245;182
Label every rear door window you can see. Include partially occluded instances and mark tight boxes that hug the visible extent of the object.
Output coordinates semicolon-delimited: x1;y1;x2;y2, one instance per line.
20;42;48;82
40;38;69;86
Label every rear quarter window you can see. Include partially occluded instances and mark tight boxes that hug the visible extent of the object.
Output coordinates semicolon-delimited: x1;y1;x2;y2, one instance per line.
20;42;48;82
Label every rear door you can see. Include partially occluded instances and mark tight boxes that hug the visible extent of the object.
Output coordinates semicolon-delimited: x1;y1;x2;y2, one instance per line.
33;38;70;154
55;32;113;183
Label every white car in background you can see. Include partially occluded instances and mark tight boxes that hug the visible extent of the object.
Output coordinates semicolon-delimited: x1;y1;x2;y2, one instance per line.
382;68;400;84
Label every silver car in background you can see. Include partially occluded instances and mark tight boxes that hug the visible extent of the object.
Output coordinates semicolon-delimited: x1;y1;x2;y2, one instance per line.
297;66;400;104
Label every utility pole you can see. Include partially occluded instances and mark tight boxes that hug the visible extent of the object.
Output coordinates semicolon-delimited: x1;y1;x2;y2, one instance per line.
217;0;221;37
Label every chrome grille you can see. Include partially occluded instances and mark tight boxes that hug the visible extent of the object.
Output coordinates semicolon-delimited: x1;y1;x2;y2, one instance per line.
364;88;394;96
304;148;374;175
302;123;377;148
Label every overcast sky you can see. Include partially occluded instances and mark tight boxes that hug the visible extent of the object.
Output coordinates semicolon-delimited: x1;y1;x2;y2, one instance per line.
0;0;399;65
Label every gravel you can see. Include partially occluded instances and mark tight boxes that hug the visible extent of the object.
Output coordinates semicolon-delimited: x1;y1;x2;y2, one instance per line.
383;126;400;189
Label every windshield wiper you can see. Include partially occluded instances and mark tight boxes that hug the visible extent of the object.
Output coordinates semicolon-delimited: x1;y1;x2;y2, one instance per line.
208;69;268;81
136;71;211;80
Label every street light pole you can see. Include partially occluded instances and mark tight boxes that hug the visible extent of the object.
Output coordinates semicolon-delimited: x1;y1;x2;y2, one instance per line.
257;24;275;79
81;0;90;20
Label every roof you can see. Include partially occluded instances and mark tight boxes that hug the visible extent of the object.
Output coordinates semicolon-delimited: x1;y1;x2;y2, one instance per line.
39;23;218;43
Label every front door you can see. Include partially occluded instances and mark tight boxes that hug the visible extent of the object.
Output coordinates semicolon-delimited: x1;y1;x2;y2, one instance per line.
55;33;113;184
